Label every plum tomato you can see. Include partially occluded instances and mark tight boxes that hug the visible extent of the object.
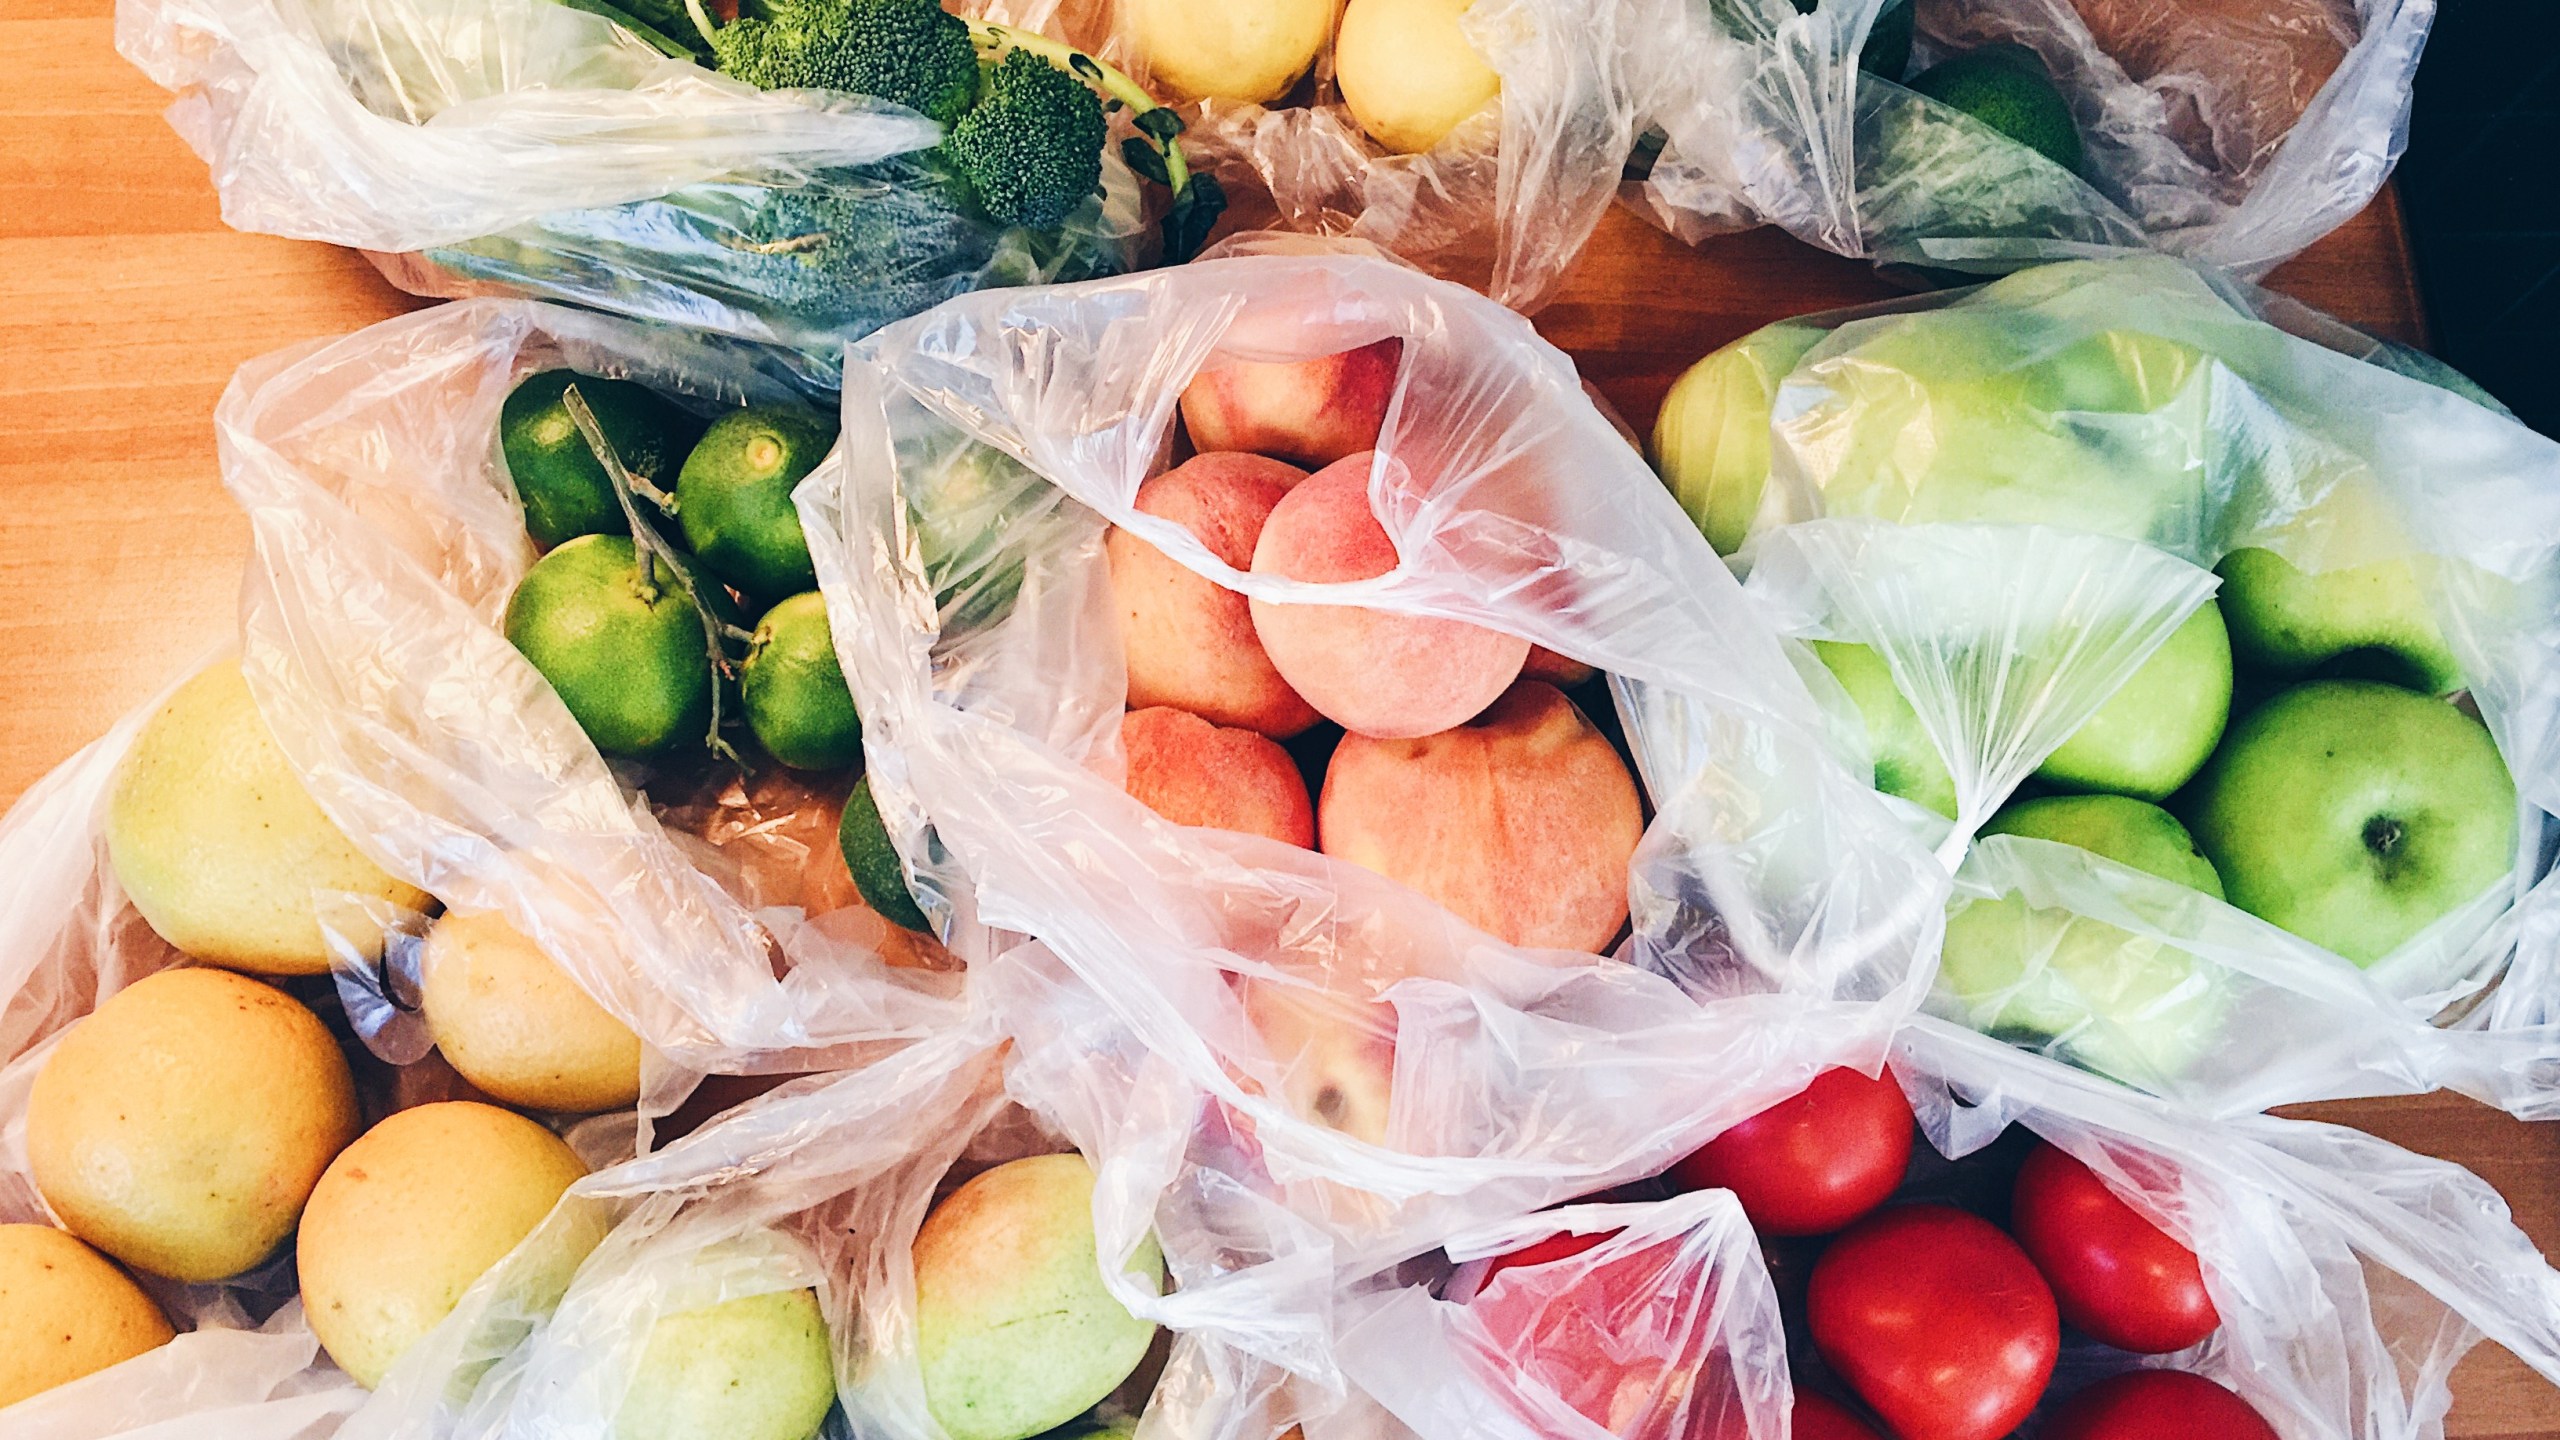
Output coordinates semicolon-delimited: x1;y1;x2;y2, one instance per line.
2041;1369;2278;1440
1792;1391;1885;1440
1807;1204;2058;1440
1667;1067;1914;1236
2010;1142;2219;1354
1479;1226;1622;1285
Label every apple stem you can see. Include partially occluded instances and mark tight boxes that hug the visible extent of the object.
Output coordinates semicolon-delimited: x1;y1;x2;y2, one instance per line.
2363;814;2406;860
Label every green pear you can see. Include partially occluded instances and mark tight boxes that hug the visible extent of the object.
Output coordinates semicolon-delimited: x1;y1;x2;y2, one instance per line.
618;1287;837;1440
2186;680;2514;966
915;1155;1163;1440
2217;547;2463;696
2035;601;2232;800
1651;320;1827;555
1813;640;1958;819
1938;794;2227;1084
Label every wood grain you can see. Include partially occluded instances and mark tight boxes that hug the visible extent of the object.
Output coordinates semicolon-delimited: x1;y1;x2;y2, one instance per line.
2;5;2554;1434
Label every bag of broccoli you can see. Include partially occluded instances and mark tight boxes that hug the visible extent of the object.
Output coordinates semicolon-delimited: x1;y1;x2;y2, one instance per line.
119;0;1211;377
1631;0;2432;279
1657;254;2560;1117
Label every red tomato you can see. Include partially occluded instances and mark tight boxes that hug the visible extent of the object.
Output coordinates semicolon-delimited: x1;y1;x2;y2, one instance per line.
2041;1370;2278;1440
2010;1142;2219;1354
1479;1226;1622;1286
1807;1204;2058;1440
1668;1067;1913;1236
1792;1392;1885;1440
1470;1230;1746;1440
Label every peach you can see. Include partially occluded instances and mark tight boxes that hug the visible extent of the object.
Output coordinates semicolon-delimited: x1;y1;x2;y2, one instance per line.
1240;981;1396;1145
1319;681;1643;953
1110;454;1320;737
1181;339;1403;470
1249;454;1529;739
1123;707;1315;848
1523;645;1597;689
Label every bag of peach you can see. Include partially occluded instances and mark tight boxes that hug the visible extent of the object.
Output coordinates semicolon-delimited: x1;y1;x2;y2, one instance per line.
1629;0;2432;279
800;238;1950;1360
1651;253;2560;1115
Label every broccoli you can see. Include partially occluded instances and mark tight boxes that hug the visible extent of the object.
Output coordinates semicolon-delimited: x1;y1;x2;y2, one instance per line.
680;0;1226;259
940;47;1105;231
701;0;979;124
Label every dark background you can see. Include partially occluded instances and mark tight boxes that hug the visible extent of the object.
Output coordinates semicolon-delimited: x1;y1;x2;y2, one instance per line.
2400;0;2559;435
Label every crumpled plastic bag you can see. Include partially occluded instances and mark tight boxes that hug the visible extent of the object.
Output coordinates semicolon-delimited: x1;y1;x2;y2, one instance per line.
803;238;1949;1399
1633;0;2432;278
1705;254;2560;1115
118;0;1140;376
1072;0;1699;311
1885;1018;2560;1439
216;298;971;1120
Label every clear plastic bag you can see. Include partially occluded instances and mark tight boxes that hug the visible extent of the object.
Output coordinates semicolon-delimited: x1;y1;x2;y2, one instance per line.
1712;255;2560;1114
1633;0;2433;277
216;298;971;1120
1074;0;1698;310
1885;1018;2560;1439
118;0;1140;376
803;238;1949;1391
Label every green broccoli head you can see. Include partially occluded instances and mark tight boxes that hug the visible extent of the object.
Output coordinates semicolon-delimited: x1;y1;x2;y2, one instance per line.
710;0;979;125
940;47;1107;233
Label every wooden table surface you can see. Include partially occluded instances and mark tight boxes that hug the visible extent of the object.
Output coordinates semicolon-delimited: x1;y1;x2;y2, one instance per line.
4;3;2555;1433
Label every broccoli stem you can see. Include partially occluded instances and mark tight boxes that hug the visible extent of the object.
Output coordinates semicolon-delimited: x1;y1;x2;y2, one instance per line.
966;21;1193;198
680;0;718;47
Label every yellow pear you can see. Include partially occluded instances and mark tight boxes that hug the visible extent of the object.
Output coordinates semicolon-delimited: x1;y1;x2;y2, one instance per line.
297;1101;589;1388
0;1224;175;1407
27;967;358;1283
105;659;431;975
421;910;643;1114
1126;0;1334;104
1336;0;1501;154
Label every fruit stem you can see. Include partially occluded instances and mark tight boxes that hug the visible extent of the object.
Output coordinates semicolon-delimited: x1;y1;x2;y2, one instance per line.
561;383;747;767
2364;814;2407;861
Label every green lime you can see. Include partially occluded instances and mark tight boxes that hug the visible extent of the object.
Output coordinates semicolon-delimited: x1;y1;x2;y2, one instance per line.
839;775;929;931
675;406;837;602
503;534;714;759
742;592;862;771
499;371;698;549
1907;45;2083;175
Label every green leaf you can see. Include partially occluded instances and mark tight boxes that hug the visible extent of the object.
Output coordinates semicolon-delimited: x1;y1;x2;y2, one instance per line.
549;0;714;60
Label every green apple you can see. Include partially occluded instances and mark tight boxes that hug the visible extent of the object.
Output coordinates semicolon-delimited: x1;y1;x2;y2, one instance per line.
618;1287;837;1440
1651;320;1827;555
1937;794;2227;1085
2035;601;2232;800
2217;547;2463;696
1812;640;1958;819
2186;680;2515;966
915;1155;1163;1440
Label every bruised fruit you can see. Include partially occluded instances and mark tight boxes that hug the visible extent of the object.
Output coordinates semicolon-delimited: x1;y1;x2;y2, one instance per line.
1122;707;1315;847
1319;682;1642;952
1250;453;1528;739
1242;982;1397;1144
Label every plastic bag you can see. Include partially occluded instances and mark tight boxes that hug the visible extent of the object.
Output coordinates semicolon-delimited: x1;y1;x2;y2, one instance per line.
804;239;1948;1392
1633;0;2433;278
216;298;970;1120
118;0;1140;376
1070;0;1696;310
1883;1018;2560;1439
1708;254;2560;1115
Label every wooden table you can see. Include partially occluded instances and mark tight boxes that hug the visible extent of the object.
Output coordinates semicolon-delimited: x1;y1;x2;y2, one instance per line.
3;4;2552;1433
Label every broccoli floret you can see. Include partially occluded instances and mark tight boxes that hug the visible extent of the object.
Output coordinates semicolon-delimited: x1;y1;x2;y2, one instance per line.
939;47;1106;232
707;0;979;125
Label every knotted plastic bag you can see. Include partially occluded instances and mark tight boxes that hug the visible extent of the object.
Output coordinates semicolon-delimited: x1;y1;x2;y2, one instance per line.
1634;0;2432;278
118;0;1138;375
803;239;1949;1395
1695;255;2560;1115
216;299;971;1119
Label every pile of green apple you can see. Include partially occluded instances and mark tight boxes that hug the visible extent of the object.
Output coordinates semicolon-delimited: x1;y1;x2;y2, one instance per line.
1651;270;2523;1085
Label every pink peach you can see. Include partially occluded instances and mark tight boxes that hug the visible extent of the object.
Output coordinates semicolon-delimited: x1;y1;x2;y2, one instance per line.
1240;981;1396;1145
1248;454;1528;739
1109;453;1319;737
1181;338;1403;470
1522;645;1597;689
1318;681;1644;954
1123;707;1316;848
